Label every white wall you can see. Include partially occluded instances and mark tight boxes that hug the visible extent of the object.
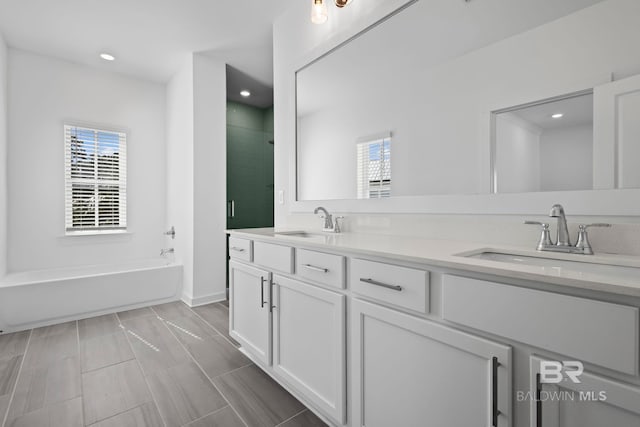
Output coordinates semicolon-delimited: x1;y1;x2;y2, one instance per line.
166;58;195;299
495;113;541;193
540;124;593;191
166;53;227;306
0;33;7;277
7;49;167;272
192;54;227;304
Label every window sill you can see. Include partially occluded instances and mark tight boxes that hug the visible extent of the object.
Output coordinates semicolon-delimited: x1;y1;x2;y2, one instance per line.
63;230;132;237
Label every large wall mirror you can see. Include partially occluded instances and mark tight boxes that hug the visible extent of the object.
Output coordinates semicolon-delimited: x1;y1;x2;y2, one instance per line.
295;0;640;202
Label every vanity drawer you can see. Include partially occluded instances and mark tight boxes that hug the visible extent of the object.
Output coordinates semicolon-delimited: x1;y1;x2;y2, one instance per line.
442;275;639;375
229;237;252;262
253;241;294;274
350;259;429;313
296;249;345;289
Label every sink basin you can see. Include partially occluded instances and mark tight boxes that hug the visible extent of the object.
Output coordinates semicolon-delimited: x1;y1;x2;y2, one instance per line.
460;250;640;280
272;230;331;240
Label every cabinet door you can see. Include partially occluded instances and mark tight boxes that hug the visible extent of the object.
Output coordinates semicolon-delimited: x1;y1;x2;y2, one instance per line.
229;261;272;365
272;275;346;424
351;299;512;427
530;356;640;427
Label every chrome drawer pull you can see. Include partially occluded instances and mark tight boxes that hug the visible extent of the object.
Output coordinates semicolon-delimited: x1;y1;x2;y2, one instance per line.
360;278;402;291
303;264;329;273
230;247;245;252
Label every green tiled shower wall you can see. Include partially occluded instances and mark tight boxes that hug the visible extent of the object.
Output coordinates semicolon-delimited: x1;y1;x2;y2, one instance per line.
226;101;274;229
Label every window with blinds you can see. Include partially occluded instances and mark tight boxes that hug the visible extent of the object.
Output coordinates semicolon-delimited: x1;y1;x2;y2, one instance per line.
357;136;391;199
64;125;127;233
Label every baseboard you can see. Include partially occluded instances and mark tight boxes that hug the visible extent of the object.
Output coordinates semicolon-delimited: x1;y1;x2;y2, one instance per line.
181;291;226;307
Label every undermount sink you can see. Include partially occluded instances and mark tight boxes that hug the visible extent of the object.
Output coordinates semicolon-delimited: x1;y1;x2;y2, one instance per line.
273;230;329;239
460;250;640;280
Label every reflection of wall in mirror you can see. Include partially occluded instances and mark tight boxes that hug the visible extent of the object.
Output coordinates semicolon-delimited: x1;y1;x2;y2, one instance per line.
495;113;541;193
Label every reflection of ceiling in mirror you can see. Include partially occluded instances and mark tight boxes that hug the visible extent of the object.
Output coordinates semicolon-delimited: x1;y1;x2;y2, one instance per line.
297;0;605;117
508;94;594;131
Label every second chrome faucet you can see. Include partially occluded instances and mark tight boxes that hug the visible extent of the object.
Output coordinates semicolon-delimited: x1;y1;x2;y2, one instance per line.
525;204;610;255
314;207;344;233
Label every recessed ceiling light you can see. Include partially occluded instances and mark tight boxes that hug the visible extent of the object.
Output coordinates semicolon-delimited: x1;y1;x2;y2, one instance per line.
100;53;115;61
240;90;251;97
551;113;564;119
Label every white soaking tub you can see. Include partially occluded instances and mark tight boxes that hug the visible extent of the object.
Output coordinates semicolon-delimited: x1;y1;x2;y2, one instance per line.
0;259;183;333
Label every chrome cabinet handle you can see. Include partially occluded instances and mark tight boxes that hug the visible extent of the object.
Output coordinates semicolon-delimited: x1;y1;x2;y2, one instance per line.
230;247;245;252
359;278;402;291
260;277;267;308
303;264;329;273
536;373;542;427
492;357;501;427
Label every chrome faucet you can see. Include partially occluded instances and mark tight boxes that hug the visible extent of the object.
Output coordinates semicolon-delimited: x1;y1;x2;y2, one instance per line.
313;207;343;233
549;204;571;247
160;248;174;256
525;204;611;255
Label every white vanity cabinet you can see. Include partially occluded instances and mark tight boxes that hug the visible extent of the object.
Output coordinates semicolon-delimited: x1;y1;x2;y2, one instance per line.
229;260;272;365
228;243;347;425
272;274;346;423
351;298;512;427
529;356;640;427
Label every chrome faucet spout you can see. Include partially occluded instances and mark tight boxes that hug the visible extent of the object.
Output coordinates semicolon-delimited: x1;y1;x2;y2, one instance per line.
549;204;570;246
313;206;335;232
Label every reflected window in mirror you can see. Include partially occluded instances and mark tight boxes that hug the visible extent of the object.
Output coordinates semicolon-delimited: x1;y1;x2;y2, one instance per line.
492;91;593;194
357;136;391;199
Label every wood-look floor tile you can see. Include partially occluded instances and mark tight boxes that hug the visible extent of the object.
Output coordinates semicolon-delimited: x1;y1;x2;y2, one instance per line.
88;402;164;427
22;331;77;369
78;314;122;342
0;331;30;360
219;300;229;308
120;316;190;374
80;331;135;373
7;356;81;422
213;365;305;427
162;314;218;346
278;410;328;427
116;307;155;322
146;361;227;427
0;355;22;395
151;301;194;320
186;406;245;427
184;335;251;379
192;304;239;347
6;396;83;427
82;360;152;425
31;321;76;340
0;394;10;424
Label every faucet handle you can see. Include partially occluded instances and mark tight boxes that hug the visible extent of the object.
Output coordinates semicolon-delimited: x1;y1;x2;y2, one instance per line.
524;221;552;250
580;223;611;230
334;216;344;233
575;223;611;255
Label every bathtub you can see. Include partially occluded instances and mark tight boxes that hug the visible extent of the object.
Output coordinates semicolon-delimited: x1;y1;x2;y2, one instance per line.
0;259;183;333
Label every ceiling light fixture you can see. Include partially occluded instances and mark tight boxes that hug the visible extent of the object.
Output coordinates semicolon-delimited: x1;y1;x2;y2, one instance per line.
311;0;328;25
334;0;353;8
240;90;251;97
100;53;115;61
551;113;564;119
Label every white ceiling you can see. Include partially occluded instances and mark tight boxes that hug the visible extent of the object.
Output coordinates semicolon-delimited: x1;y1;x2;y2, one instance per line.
512;93;594;130
0;0;292;86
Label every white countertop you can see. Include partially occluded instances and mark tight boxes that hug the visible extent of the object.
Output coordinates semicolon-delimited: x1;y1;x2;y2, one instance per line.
228;228;640;298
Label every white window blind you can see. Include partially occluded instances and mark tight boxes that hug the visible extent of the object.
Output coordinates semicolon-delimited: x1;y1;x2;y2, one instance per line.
357;137;391;199
64;125;127;233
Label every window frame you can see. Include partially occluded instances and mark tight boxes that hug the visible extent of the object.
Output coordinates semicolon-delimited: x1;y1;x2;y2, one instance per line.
64;124;128;235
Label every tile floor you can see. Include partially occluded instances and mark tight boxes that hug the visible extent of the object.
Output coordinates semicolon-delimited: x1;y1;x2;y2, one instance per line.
0;301;328;427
